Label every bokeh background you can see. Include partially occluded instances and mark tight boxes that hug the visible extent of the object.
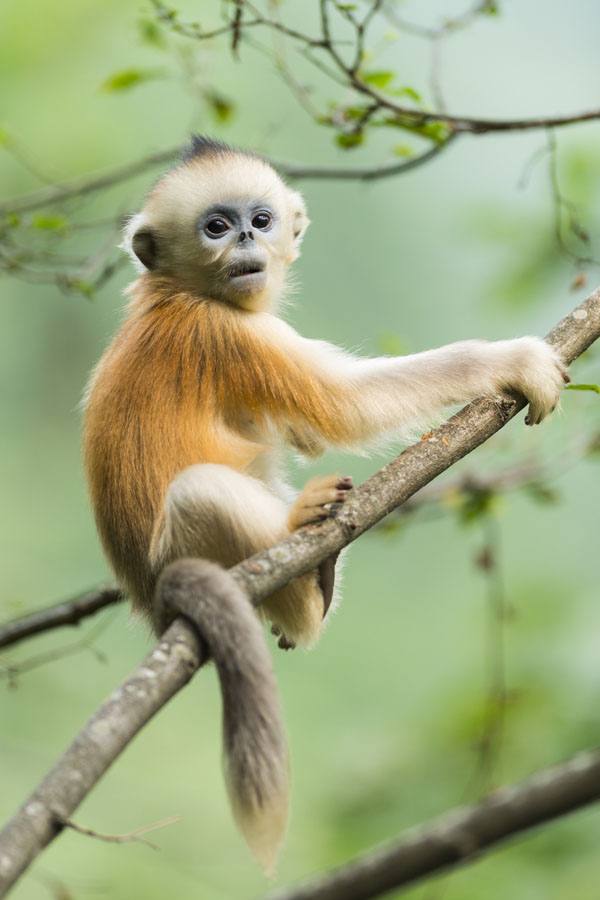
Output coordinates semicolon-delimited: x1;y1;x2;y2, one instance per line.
1;2;600;898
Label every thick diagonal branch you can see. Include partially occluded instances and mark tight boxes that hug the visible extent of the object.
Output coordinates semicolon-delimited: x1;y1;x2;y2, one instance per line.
0;288;598;897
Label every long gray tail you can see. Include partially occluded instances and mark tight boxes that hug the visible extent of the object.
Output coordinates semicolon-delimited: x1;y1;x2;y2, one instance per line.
156;558;289;876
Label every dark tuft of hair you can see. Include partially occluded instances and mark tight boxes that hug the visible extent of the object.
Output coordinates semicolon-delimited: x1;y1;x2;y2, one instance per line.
181;135;237;163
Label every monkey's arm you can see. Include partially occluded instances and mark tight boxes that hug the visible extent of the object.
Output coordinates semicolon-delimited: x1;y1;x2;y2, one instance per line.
267;318;569;447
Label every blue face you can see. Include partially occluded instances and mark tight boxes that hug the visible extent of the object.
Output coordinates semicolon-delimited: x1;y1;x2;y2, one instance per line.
196;201;282;296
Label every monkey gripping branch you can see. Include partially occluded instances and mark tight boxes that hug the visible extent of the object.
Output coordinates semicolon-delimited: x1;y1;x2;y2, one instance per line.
0;287;599;897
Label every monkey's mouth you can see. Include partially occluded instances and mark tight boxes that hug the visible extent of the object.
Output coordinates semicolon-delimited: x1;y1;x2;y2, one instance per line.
226;261;267;293
228;262;266;279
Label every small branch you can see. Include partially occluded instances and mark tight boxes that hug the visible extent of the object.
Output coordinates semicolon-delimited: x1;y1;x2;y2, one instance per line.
260;748;600;900
3;100;599;216
57;813;181;851
379;431;599;525
0;288;598;895
277;135;457;181
0;147;179;216
0;609;117;683
0;586;122;650
0;623;204;896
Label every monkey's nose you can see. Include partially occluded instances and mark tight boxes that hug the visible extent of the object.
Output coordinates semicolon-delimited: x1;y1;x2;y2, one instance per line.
238;231;255;243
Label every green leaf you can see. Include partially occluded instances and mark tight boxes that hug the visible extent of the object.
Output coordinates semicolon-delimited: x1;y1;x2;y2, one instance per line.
456;487;500;524
207;92;235;122
336;131;364;149
344;105;371;120
526;483;560;505
138;18;167;48
388;85;422;102
101;68;165;92
393;144;413;157
70;279;95;298
362;70;394;89
383;117;452;144
418;120;452;143
31;215;67;231
566;383;600;393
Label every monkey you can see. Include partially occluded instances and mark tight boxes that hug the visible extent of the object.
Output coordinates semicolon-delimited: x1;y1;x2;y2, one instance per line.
82;135;569;873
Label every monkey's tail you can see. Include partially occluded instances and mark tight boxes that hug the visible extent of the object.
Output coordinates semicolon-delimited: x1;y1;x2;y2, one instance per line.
155;558;289;877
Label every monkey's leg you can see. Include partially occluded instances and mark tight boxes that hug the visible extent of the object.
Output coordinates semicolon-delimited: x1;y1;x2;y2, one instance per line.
154;464;350;647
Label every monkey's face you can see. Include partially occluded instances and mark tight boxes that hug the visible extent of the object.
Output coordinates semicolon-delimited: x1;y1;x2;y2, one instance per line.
196;198;281;305
125;152;309;312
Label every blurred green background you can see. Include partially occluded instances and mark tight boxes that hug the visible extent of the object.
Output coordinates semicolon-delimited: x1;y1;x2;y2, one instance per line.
1;1;600;898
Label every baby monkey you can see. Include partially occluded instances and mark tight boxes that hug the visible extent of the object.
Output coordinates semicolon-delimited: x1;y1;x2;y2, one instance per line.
83;136;568;871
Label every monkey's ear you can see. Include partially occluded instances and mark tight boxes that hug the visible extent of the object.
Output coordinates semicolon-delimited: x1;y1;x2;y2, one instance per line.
131;228;158;270
121;213;159;272
288;189;310;253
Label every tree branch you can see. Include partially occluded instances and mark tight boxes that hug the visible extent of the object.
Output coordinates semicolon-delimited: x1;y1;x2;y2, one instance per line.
0;138;456;217
0;147;180;216
0;587;122;650
2;102;599;217
0;287;599;896
260;748;600;900
274;135;457;181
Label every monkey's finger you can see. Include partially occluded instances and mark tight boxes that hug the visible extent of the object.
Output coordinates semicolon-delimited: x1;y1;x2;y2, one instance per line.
302;472;343;492
291;505;332;528
304;486;350;506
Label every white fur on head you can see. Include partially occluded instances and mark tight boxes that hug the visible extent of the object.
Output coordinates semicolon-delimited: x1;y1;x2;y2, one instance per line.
119;141;311;311
287;188;310;260
120;212;150;273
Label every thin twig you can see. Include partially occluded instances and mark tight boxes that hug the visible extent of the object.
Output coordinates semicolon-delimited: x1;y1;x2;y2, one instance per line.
0;586;122;650
0;147;179;216
56;813;181;851
0;607;118;683
277;135;457;180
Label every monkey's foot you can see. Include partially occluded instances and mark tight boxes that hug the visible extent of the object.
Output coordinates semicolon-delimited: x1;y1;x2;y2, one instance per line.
287;473;353;530
287;473;352;621
271;624;296;651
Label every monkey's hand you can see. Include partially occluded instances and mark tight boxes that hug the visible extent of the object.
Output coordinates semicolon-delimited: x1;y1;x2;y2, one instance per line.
492;337;569;426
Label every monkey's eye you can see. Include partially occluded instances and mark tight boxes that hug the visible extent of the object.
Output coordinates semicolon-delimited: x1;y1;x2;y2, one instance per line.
251;212;273;231
205;218;231;237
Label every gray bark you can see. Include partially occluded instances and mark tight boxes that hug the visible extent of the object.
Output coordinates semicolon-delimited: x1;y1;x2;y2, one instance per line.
261;748;600;900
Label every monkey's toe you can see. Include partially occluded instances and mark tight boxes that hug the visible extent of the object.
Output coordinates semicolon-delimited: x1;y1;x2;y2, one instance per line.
277;634;296;651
